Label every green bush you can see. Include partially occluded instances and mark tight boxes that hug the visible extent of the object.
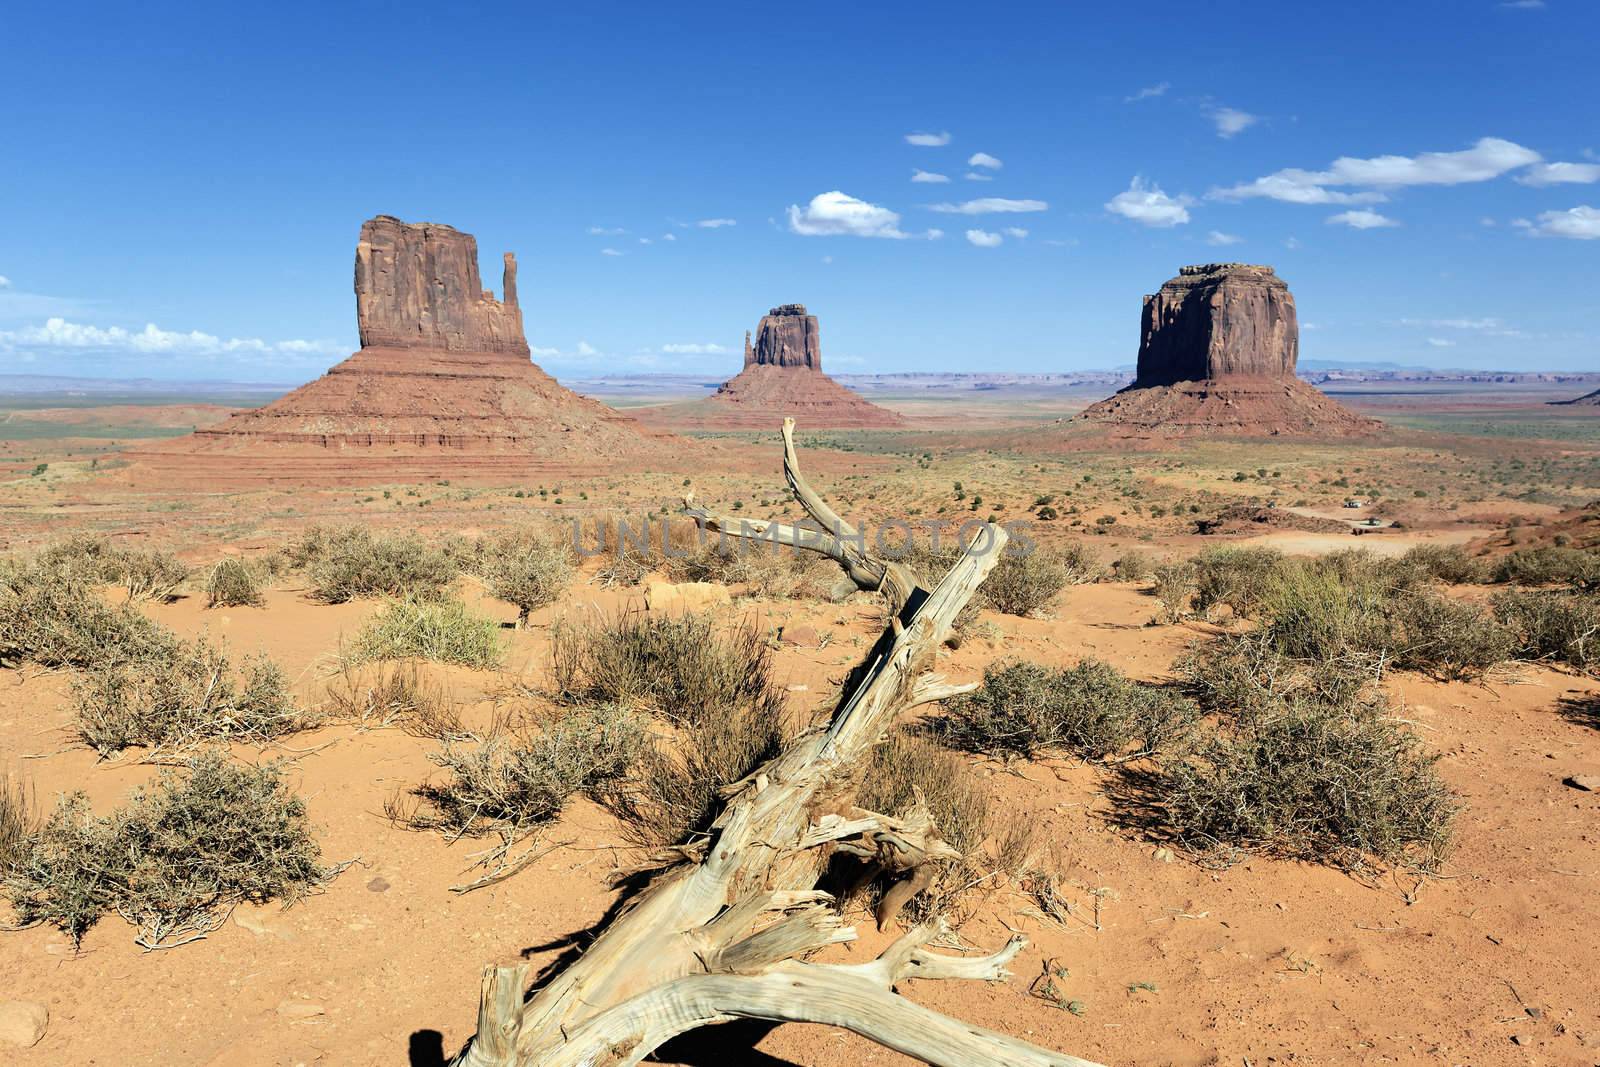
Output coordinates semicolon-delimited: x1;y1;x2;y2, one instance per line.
1152;560;1196;623
667;540;834;600
980;548;1073;617
940;659;1196;761
111;549;189;603
477;528;574;626
302;526;460;603
4;752;332;948
1112;550;1152;583
74;636;304;755
1388;592;1515;680
1192;547;1284;619
205;558;265;608
349;596;502;669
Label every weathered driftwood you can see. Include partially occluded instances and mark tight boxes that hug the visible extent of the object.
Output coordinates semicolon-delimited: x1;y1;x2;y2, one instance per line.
449;418;1102;1067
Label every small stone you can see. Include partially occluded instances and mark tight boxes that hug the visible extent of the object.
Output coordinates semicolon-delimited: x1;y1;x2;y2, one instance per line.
1510;1033;1529;1046
781;624;821;647
276;1000;326;1020
0;1001;48;1049
644;581;732;615
1563;774;1599;792
366;876;391;893
1525;1006;1544;1020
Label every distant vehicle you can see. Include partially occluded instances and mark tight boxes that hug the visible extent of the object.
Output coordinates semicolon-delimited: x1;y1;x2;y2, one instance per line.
1343;499;1365;508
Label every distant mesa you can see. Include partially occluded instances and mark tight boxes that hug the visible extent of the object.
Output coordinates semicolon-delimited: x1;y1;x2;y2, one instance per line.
134;215;674;484
1079;263;1380;438
639;304;907;429
1550;387;1600;407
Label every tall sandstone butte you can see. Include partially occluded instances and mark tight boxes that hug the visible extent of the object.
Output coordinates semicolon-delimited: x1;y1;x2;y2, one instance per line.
1081;263;1379;437
135;215;672;485
641;303;906;429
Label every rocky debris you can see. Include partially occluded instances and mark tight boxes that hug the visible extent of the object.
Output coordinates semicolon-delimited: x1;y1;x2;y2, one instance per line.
0;1001;48;1049
1564;774;1599;791
1080;263;1381;438
749;304;822;370
780;623;821;647
135;216;677;484
355;215;528;356
275;999;327;1020
639;303;906;429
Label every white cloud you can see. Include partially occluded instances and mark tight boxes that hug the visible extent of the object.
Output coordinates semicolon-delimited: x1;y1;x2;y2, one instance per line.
911;169;950;183
1480;216;1497;227
600;248;624;256
1124;82;1170;103
530;346;560;357
1499;0;1544;8
1327;209;1400;229
1427;337;1456;347
696;218;737;228
662;233;677;241
0;276;10;289
1516;205;1600;239
968;152;1003;170
1206;230;1243;246
1003;227;1029;238
588;226;627;235
965;229;1003;247
1210;107;1259;139
963;172;994;182
638;237;653;244
927;197;1048;215
927;228;944;240
1104;177;1192;227
576;341;599;357
661;343;731;354
1211;137;1542;203
0;317;339;359
1285;236;1303;249
1401;317;1504;330
905;131;952;147
787;191;935;239
1517;161;1600;186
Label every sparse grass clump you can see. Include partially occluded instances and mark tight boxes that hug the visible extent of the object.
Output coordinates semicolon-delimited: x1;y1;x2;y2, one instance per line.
205;557;266;608
0;776;35;878
4;752;332;948
979;548;1075;617
325;660;462;738
667;541;834;601
1192;546;1284;620
551;612;778;724
940;659;1197;761
1493;588;1600;671
299;526;460;603
111;549;189;603
1111;550;1151;583
476;528;574;626
349;596;502;669
1152;560;1196;623
73;636;304;755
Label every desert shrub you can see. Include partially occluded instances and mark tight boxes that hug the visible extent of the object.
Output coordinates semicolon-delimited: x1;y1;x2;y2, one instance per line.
348;596;501;669
600;701;787;851
939;659;1197;761
1493;589;1600;671
1152;560;1196;623
110;549;189;603
0;554;174;668
1182;632;1387;726
1491;545;1600;588
1388;592;1515;680
1192;547;1284;619
325;660;462;738
205;557;265;608
980;549;1072;617
551;612;778;725
1402;544;1488;585
35;534;122;580
3;752;332;948
408;706;648;843
477;528;574;626
1161;702;1456;872
861;731;991;858
73;636;304;755
1111;550;1151;583
303;526;459;603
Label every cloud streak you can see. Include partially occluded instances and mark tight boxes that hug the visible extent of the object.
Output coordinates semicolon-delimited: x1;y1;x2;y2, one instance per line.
905;131;951;146
1516;205;1600;239
0;317;340;359
1211;136;1542;203
927;197;1048;215
911;169;949;183
1124;82;1170;102
1210;107;1259;138
788;191;936;238
1105;177;1191;227
1327;209;1400;229
965;229;1002;247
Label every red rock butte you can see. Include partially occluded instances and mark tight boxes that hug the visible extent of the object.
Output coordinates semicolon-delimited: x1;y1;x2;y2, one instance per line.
134;216;676;485
1080;263;1381;438
639;304;906;430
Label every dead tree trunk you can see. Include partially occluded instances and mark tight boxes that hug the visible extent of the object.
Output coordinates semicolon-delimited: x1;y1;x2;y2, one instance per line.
449;419;1103;1067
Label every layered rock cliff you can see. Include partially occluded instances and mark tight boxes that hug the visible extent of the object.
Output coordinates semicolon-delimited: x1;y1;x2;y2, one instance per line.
354;216;528;356
1135;263;1297;386
748;304;822;370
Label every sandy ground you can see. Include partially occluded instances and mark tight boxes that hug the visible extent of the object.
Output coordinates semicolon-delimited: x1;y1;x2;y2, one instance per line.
2;574;1597;1067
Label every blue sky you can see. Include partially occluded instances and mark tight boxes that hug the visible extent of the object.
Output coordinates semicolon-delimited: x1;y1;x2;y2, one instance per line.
1;0;1595;383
